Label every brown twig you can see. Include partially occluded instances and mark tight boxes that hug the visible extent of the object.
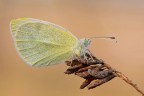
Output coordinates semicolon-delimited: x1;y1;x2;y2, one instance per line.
117;71;144;96
64;52;144;96
103;63;144;96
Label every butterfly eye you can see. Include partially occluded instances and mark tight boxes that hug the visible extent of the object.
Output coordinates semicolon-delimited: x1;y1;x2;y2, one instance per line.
83;39;91;47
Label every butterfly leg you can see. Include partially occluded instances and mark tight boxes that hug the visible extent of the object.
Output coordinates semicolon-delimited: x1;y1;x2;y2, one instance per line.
78;49;94;64
86;50;95;62
83;50;90;63
69;54;77;65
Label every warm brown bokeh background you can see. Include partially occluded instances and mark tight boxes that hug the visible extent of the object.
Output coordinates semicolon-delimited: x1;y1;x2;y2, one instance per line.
0;0;144;96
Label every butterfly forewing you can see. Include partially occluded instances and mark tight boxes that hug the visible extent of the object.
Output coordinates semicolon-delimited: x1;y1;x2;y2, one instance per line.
10;18;79;67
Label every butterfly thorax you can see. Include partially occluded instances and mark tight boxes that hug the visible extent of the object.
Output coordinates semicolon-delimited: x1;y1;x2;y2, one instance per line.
74;38;91;57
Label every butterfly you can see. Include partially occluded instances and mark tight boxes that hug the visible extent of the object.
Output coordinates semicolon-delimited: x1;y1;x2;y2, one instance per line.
10;18;115;67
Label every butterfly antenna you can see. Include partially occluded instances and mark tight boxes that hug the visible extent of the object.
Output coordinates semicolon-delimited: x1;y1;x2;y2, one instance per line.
90;36;117;43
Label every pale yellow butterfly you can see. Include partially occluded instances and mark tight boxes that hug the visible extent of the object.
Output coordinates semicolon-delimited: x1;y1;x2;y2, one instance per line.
10;18;114;67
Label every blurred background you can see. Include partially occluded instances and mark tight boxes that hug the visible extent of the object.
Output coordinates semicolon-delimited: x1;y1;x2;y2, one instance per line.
0;0;144;96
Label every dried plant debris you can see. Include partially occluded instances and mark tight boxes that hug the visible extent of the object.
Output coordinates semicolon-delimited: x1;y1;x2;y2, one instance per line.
64;53;144;96
65;58;115;89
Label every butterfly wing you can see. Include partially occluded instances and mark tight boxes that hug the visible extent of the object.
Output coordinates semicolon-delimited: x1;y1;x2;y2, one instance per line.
10;18;79;67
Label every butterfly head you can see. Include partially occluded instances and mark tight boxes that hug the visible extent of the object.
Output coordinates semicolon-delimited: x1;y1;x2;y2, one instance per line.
80;38;91;48
74;38;91;57
75;38;91;57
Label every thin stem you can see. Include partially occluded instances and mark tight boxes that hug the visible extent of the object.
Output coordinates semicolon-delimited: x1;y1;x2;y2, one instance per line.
103;63;144;96
116;71;144;96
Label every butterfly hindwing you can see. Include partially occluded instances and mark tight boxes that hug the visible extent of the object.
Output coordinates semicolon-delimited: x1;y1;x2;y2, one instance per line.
10;18;79;67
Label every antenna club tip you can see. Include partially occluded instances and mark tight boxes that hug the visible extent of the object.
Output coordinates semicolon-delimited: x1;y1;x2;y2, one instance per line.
110;37;116;39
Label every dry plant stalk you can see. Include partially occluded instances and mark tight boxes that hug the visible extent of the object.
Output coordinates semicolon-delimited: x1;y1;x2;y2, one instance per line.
64;52;144;96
